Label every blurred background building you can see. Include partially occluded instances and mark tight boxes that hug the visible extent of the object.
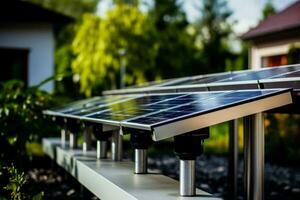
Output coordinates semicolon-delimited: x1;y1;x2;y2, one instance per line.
242;1;300;69
0;1;72;91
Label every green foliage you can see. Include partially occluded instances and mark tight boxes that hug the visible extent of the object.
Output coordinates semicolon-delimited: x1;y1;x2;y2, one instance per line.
28;0;99;18
265;114;300;164
261;1;276;21
196;0;235;73
4;165;26;200
225;42;249;71
0;80;56;168
54;24;80;98
287;45;300;64
32;192;44;200
149;0;199;78
72;4;158;96
1;165;44;200
28;0;99;98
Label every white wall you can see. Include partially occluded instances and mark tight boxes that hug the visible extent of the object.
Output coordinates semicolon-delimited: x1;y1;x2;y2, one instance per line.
250;37;300;69
0;22;54;92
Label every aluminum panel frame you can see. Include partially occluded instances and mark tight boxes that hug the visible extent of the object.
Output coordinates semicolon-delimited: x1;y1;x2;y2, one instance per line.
151;91;292;141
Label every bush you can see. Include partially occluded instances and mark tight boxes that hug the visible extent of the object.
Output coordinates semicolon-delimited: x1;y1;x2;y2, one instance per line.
0;80;58;168
0;80;59;199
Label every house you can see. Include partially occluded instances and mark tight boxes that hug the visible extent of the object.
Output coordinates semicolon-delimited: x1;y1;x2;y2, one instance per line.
0;0;72;92
241;1;300;69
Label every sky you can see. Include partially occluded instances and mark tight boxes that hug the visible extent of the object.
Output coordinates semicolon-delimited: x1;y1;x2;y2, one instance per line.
97;0;297;35
181;0;297;35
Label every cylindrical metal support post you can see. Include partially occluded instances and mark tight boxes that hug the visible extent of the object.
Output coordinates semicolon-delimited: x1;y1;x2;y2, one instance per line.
97;140;108;159
69;132;77;149
135;149;147;174
180;160;195;196
229;119;239;200
83;126;92;151
111;130;123;161
243;113;264;200
61;128;67;148
130;131;152;174
174;128;209;197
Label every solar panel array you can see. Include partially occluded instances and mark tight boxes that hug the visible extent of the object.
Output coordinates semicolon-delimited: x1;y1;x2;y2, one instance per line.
44;64;300;140
45;88;293;140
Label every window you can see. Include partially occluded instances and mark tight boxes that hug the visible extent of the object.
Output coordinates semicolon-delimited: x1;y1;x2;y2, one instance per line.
0;47;29;84
261;54;287;68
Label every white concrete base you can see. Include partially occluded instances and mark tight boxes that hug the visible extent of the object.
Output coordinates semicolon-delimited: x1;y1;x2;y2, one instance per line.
43;138;221;200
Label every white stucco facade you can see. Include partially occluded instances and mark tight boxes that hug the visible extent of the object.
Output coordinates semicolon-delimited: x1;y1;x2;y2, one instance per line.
0;22;54;92
250;37;300;69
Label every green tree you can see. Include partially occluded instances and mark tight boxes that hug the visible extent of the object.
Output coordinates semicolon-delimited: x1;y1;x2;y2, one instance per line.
196;0;235;73
72;4;158;96
27;0;99;98
27;0;99;18
225;42;249;71
149;0;199;78
287;45;300;64
261;1;276;21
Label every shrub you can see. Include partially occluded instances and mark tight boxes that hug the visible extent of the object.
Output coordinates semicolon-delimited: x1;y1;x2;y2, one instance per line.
0;80;57;168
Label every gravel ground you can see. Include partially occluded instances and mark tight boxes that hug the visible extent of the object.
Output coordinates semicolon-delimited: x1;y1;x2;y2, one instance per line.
27;165;98;200
148;155;300;200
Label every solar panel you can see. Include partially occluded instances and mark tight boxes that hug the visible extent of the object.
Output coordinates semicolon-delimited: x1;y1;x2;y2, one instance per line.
49;96;101;113
122;89;286;127
168;72;233;86
102;64;300;95
80;93;189;125
123;77;189;89
43;95;138;117
265;69;300;79
259;69;300;91
45;89;292;140
216;66;299;83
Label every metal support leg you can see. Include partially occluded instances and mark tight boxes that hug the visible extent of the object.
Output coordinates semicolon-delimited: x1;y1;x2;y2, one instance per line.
229;119;239;200
130;131;152;174
111;130;123;161
135;149;147;174
69;132;77;149
180;160;195;196
83;126;92;152
97;140;108;159
61;128;67;148
244;113;264;200
174;128;209;197
66;119;81;149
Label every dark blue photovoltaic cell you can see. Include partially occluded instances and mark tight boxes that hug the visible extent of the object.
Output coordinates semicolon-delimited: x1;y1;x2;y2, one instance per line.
268;70;300;79
85;94;186;120
217;66;300;83
220;90;274;98
175;73;233;85
71;106;110;116
85;92;226;121
61;96;127;114
169;65;300;86
51;97;101;113
125;90;276;126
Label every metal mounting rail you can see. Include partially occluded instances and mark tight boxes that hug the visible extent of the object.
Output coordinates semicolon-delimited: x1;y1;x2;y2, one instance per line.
43;138;221;200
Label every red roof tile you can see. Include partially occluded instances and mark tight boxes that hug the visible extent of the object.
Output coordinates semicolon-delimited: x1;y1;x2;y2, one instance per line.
241;1;300;40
